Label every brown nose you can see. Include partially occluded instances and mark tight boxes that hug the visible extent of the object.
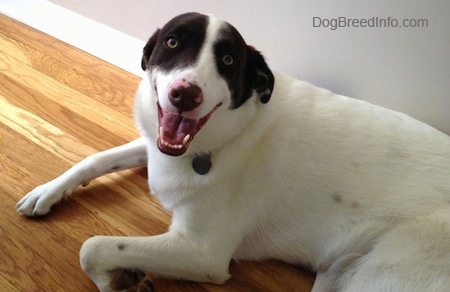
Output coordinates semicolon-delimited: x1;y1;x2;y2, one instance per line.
168;81;203;112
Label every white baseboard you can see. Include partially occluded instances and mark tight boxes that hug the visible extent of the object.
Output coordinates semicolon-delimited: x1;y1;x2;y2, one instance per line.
0;0;145;77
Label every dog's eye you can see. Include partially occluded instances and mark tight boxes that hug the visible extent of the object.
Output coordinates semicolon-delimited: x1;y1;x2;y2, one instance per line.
165;38;178;49
221;54;234;66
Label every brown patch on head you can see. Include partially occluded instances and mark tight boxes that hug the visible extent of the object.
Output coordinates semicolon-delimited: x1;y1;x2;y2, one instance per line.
141;13;208;72
214;23;274;108
332;192;343;204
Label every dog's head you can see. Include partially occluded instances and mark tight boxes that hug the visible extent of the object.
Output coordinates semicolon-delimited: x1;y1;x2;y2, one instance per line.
141;12;274;156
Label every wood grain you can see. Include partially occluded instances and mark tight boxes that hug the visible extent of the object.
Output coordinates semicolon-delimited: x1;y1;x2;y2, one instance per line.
0;14;315;291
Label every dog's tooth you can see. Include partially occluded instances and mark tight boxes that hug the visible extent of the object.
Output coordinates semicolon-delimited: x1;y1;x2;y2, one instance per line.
182;134;191;145
159;127;164;139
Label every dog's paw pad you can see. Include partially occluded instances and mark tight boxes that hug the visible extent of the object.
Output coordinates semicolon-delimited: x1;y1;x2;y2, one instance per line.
110;269;152;291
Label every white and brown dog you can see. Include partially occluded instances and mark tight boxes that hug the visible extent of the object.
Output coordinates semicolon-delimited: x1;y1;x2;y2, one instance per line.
17;12;450;291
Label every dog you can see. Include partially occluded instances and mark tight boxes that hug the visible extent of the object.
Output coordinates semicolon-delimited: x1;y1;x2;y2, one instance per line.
17;12;450;291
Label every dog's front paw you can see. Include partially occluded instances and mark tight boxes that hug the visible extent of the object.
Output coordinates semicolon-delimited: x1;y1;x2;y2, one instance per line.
16;178;78;216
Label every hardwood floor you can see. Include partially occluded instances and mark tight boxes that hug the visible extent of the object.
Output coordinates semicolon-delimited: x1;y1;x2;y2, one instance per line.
0;14;315;291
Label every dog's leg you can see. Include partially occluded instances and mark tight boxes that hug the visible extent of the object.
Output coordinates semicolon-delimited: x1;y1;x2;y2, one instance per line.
80;232;234;292
17;137;147;216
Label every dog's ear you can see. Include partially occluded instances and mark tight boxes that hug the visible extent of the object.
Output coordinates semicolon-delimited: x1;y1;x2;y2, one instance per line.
247;46;274;103
141;29;160;71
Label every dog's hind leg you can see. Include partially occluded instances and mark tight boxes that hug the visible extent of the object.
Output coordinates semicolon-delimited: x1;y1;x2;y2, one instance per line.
17;137;147;216
339;217;450;292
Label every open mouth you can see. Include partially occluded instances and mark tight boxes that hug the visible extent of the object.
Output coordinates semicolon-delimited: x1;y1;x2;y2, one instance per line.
157;102;222;156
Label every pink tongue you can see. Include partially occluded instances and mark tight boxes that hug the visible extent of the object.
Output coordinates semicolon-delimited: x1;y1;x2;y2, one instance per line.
160;111;197;143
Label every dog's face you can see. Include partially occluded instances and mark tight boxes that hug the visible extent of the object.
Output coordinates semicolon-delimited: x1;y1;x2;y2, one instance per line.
141;12;274;156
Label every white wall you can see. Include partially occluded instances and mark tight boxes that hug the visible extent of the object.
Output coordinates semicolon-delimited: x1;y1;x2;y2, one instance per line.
9;0;450;134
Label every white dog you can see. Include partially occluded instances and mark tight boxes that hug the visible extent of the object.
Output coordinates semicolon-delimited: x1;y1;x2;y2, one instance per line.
17;12;450;291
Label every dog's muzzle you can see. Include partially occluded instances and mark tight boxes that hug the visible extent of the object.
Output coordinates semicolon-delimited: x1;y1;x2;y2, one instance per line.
157;81;222;156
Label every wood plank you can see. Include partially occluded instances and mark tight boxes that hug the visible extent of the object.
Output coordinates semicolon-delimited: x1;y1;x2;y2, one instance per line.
0;73;127;150
0;13;315;291
0;50;139;144
0;16;139;104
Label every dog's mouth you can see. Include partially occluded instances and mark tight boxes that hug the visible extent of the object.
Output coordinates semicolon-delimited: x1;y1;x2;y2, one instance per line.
157;102;222;156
